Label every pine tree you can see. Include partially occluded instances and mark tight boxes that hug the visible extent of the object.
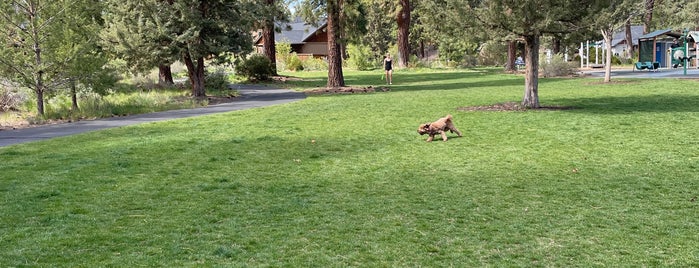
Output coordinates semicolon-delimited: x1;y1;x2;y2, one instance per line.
0;0;108;115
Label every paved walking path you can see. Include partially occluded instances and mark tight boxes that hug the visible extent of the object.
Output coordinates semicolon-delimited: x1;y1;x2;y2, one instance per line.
0;85;305;147
582;67;699;79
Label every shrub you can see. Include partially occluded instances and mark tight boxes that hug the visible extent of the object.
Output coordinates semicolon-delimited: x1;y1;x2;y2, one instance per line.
346;44;373;71
275;42;292;71
0;82;29;112
235;54;274;81
286;53;304;71
478;42;507;67
302;57;327;71
540;53;577;78
206;70;231;91
407;55;428;69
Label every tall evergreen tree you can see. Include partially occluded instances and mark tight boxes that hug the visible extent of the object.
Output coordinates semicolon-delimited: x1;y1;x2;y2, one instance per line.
102;0;177;85
104;0;260;97
259;0;291;75
475;0;594;108
396;0;410;68
298;0;362;87
0;0;107;115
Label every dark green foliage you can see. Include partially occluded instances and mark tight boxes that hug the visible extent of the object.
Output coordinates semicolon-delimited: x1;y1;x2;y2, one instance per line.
205;71;232;91
346;44;374;70
235;54;275;81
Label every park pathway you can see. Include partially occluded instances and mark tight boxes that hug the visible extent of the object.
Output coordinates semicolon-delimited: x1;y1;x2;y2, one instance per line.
0;85;305;147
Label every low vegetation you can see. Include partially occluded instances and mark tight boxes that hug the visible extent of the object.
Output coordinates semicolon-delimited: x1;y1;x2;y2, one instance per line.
2;69;699;266
0;70;239;129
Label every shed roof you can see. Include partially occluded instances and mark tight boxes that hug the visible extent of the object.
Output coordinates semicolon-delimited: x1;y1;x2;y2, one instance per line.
639;29;682;40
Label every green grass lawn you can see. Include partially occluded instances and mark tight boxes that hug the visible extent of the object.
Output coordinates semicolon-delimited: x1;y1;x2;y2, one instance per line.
2;68;699;266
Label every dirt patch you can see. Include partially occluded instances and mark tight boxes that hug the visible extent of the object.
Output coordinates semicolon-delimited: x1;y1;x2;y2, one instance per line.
304;86;390;95
457;101;574;112
0;117;73;131
272;75;304;82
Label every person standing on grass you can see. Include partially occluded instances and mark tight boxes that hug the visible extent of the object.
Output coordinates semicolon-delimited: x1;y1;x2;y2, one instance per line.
383;53;393;84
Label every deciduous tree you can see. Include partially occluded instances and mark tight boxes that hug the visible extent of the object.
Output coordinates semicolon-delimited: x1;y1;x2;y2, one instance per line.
591;0;642;82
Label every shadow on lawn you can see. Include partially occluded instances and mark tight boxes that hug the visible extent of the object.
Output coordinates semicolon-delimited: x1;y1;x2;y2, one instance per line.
551;94;699;114
343;70;560;92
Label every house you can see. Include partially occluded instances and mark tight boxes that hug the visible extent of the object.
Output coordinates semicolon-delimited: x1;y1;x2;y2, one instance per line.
254;18;328;60
606;25;644;58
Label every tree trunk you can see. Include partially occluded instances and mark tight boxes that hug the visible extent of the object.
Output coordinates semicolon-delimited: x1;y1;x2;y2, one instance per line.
396;0;411;68
263;0;278;75
33;52;45;115
35;85;45;116
29;2;45;115
158;64;174;86
71;79;79;111
602;29;613;83
644;0;654;34
624;20;634;58
552;37;561;54
326;0;345;88
522;34;540;109
506;40;516;72
183;52;206;97
419;40;425;59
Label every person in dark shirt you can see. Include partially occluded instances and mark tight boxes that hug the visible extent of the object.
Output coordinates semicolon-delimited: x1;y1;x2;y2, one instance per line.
383;53;393;84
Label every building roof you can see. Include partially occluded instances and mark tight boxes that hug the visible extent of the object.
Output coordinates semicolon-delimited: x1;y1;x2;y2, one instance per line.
610;25;644;47
639;28;682;40
254;18;326;45
688;31;699;42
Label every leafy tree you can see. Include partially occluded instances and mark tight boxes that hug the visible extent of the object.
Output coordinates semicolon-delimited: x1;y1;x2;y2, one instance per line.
644;0;655;33
651;0;699;31
0;0;108;115
590;0;643;82
415;0;488;65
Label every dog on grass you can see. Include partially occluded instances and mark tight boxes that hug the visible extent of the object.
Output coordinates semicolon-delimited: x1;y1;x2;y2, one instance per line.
417;114;463;142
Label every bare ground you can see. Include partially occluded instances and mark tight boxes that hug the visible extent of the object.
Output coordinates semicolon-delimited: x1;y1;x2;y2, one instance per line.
457;101;574;112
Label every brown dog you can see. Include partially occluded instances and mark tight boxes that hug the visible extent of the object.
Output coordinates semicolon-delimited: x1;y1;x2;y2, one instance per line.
417;114;463;142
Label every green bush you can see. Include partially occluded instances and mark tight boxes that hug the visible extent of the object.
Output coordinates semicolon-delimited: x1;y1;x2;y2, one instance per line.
205;70;231;91
275;42;292;71
346;44;373;70
302;57;327;71
478;42;507;67
286;53;304;71
235;54;274;81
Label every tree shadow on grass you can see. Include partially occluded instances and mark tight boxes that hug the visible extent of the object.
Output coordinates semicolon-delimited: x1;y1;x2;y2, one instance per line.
343;70;563;92
549;94;699;114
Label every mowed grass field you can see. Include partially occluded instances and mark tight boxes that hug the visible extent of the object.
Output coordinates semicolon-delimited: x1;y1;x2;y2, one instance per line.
1;69;699;266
